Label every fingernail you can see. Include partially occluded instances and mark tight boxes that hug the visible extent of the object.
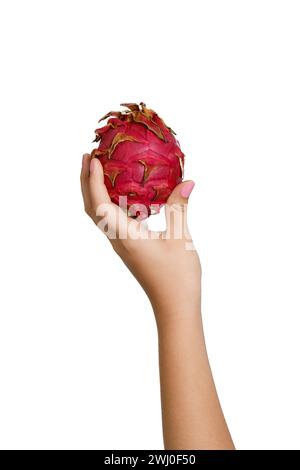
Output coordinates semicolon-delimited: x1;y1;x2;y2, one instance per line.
181;181;195;198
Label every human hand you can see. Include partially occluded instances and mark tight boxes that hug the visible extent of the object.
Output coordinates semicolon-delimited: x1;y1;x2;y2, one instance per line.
80;153;201;327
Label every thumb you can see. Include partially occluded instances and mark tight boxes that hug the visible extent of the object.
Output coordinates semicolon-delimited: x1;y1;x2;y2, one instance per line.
167;180;195;206
165;181;195;239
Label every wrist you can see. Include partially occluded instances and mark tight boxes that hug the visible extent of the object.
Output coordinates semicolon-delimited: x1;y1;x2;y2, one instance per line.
151;293;202;335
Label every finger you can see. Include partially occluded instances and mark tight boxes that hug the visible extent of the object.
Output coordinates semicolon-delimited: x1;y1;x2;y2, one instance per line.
89;158;134;239
165;181;195;239
88;157;111;210
80;153;91;182
80;153;93;215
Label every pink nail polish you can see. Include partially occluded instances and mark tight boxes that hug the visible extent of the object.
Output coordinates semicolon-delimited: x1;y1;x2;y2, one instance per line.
181;181;195;198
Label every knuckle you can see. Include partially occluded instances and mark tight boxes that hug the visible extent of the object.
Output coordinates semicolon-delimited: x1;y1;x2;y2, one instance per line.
84;205;94;218
172;203;186;213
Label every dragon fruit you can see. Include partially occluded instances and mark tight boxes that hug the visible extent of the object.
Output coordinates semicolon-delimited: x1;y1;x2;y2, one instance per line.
91;102;185;217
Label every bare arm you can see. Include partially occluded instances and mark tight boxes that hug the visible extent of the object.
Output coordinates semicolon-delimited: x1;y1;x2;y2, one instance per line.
156;306;234;449
81;153;234;450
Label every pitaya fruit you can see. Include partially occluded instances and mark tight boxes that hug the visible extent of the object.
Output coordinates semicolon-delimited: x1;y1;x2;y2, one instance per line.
91;102;185;217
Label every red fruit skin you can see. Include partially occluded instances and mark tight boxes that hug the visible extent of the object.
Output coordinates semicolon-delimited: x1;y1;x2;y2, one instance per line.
91;103;185;217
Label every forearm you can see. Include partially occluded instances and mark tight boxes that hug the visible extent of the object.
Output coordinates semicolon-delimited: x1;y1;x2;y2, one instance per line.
155;302;234;450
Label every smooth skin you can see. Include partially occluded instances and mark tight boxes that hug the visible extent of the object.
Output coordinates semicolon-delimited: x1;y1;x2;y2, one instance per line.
80;154;234;450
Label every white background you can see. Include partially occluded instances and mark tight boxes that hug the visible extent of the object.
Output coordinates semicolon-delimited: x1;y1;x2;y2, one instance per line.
0;0;299;450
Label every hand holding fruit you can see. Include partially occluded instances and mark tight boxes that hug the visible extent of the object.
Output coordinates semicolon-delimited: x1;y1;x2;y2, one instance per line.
80;153;200;326
80;105;234;451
